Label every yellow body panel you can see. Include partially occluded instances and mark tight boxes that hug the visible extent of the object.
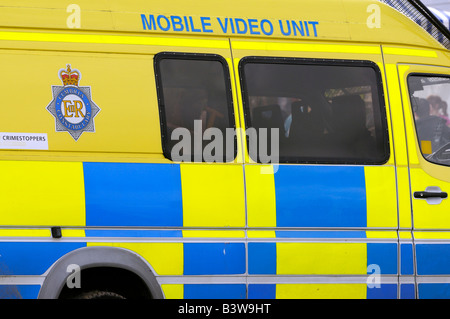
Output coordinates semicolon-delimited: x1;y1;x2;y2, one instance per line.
0;0;443;49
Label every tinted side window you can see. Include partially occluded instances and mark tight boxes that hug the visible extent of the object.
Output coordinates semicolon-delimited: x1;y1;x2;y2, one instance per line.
155;53;235;162
408;75;450;167
239;58;389;164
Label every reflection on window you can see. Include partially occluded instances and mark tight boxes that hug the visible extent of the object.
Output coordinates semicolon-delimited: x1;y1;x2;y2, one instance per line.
240;59;389;164
155;54;235;162
408;75;450;166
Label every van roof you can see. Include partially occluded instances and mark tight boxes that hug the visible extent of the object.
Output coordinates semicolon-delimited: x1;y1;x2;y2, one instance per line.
0;0;447;50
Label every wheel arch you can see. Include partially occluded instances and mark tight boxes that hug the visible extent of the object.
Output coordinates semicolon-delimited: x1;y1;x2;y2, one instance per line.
38;246;164;299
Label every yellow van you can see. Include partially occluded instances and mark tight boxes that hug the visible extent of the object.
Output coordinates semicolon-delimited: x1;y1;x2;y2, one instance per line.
0;0;449;299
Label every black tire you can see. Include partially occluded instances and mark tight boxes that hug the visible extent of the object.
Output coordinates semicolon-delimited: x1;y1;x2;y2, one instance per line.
74;290;126;299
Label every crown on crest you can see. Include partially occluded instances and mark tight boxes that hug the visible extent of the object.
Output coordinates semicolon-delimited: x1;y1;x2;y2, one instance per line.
59;64;80;86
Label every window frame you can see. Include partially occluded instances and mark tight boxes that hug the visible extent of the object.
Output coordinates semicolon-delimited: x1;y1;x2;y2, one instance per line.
407;72;450;168
238;56;390;165
154;52;237;162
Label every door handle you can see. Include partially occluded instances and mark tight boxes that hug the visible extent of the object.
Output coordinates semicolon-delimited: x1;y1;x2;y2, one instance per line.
414;186;448;205
414;191;448;199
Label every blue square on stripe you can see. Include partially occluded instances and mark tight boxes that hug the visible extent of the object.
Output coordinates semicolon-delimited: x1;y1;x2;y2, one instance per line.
416;244;450;275
367;284;397;299
184;243;245;275
401;284;415;299
248;284;276;299
401;243;414;275
84;163;183;227
184;284;246;299
248;243;276;275
367;243;398;275
419;283;450;299
274;166;367;227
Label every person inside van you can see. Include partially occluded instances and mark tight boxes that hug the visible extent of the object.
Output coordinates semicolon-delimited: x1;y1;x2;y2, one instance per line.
427;95;450;126
328;95;376;159
414;97;450;153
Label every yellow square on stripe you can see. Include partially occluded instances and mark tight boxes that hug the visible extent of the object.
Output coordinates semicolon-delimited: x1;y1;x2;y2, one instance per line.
0;161;85;226
245;165;276;227
364;166;397;228
89;242;183;275
276;284;367;299
277;243;367;275
180;163;245;227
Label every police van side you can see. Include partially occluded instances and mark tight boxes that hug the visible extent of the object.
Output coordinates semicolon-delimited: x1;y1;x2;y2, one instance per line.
0;0;449;299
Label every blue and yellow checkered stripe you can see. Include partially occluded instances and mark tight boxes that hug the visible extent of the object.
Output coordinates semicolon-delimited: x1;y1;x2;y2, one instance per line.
246;164;398;229
414;239;450;299
0;161;246;228
0;161;397;228
0;160;428;299
83;162;246;228
0;236;399;299
247;236;398;299
4;235;450;299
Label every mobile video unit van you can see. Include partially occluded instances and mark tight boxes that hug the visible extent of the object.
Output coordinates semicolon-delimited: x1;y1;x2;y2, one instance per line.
0;0;450;299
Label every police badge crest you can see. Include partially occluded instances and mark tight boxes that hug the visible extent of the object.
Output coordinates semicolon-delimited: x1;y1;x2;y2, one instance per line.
46;65;100;141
